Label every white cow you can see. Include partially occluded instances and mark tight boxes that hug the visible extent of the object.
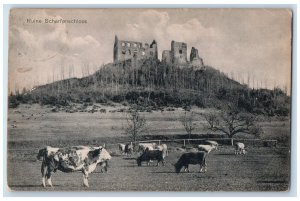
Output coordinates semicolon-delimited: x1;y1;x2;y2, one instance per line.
138;143;156;152
205;140;219;150
197;144;216;154
235;142;246;155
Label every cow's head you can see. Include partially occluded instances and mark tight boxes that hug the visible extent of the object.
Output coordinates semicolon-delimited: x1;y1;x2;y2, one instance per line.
93;147;112;164
242;149;246;154
37;148;46;161
174;162;182;173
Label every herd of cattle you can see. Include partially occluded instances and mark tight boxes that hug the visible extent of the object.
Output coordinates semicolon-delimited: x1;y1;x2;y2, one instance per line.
37;140;246;187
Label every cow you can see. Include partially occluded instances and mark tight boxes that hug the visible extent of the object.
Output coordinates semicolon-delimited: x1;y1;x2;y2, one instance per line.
136;149;165;166
37;145;111;188
235;142;246;155
124;142;133;156
204;140;219;150
138;143;156;152
155;144;168;157
174;152;207;173
118;143;126;154
197;144;216;153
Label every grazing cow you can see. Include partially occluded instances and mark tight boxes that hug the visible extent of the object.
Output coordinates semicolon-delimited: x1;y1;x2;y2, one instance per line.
37;145;111;187
197;144;216;153
174;152;207;173
235;142;246;155
204;140;219;150
155;144;168;157
124;142;133;156
118;143;126;154
136;149;165;166
138;143;156;152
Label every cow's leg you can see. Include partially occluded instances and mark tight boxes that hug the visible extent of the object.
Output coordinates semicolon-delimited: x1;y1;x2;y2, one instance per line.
41;163;47;187
200;164;206;173
162;159;165;167
82;170;89;187
184;165;189;172
147;161;150;166
46;171;53;187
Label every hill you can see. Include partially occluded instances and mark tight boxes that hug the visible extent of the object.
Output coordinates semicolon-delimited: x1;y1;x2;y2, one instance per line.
9;58;290;116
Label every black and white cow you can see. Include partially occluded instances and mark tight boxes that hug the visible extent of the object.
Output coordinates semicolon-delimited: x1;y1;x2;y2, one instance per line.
118;143;126;154
155;144;168;157
37;145;111;187
174;151;207;173
124;142;133;156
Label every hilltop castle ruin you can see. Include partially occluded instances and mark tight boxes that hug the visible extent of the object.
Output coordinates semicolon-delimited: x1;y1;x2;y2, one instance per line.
113;35;204;68
114;36;158;62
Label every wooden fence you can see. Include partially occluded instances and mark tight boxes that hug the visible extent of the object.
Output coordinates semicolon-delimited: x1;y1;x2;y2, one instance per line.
112;138;277;148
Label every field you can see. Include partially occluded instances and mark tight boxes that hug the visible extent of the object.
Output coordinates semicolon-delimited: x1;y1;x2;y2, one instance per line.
6;104;291;192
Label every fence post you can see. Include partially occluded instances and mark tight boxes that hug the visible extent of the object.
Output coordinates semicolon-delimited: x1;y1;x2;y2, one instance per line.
183;139;186;147
158;140;161;145
231;138;233;146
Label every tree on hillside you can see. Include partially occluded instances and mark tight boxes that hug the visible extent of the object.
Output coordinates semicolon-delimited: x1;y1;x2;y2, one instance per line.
125;108;148;149
204;108;263;145
180;111;197;139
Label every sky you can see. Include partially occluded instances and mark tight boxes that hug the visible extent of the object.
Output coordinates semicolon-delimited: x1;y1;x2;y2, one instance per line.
8;8;292;94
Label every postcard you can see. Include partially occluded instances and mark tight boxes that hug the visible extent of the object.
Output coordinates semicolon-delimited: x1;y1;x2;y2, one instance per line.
7;8;292;191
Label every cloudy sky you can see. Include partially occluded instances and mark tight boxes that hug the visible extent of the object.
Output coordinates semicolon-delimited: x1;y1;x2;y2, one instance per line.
9;8;292;93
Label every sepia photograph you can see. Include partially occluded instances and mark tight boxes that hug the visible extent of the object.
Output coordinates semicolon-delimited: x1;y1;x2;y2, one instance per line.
7;8;292;192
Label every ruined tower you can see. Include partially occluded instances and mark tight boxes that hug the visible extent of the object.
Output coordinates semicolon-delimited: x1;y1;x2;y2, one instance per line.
162;41;204;68
171;41;188;65
190;47;204;67
113;35;158;62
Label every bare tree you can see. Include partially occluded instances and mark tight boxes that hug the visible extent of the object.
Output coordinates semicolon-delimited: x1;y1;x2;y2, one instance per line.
125;108;148;148
204;108;263;145
180;111;197;139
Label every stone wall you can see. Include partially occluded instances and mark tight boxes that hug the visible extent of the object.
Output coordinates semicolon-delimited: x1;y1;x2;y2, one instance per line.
162;50;172;64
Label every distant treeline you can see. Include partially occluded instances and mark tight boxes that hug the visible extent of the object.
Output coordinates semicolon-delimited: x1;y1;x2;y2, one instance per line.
9;58;290;116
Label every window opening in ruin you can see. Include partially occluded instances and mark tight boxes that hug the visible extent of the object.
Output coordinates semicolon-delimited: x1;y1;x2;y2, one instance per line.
179;49;183;54
122;43;125;47
142;51;145;55
122;50;126;54
128;50;131;55
133;43;137;47
127;43;131;47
